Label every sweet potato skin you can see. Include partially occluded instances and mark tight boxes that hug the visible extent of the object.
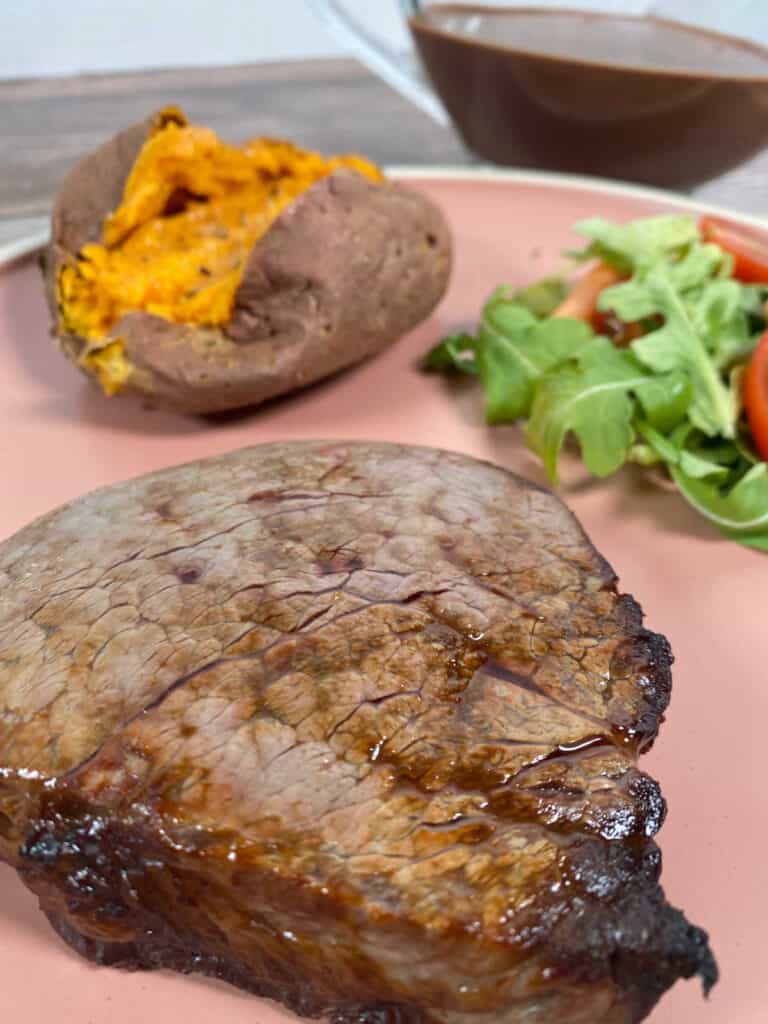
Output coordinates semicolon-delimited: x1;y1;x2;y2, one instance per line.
42;115;452;414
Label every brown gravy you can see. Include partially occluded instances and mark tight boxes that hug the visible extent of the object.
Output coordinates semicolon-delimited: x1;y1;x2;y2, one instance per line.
415;6;768;77
410;5;768;186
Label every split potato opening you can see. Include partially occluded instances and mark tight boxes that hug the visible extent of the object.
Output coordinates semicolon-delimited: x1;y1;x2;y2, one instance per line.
45;107;451;413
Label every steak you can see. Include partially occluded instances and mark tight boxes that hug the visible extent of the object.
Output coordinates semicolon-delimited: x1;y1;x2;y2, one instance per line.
0;441;716;1023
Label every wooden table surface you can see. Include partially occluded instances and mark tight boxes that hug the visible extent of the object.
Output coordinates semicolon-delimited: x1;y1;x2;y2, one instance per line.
2;56;768;252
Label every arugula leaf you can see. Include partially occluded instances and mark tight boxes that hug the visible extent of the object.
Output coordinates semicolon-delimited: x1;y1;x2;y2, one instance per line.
639;419;768;544
628;443;663;467
527;338;648;481
667;242;726;292
634;370;692;433
733;431;761;467
739;283;768;329
510;276;568;318
737;534;768;552
614;268;737;437
689;275;742;327
477;297;591;423
421;210;768;552
422;333;477;374
689;278;754;369
603;266;756;376
670;462;768;547
483;295;538;337
678;450;731;481
572;214;699;273
635;420;680;464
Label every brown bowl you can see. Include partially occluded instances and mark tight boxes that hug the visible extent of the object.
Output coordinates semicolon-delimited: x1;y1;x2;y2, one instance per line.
410;5;768;188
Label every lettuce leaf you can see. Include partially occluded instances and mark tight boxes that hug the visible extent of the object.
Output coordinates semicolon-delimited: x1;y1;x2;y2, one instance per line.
603;268;737;437
526;338;648;480
421;333;477;374
671;462;768;548
510;276;568;318
423;290;591;423
634;371;692;433
479;295;591;422
571;214;700;273
421;211;768;551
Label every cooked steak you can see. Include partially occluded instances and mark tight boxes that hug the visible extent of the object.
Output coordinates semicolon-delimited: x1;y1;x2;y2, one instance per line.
0;441;716;1023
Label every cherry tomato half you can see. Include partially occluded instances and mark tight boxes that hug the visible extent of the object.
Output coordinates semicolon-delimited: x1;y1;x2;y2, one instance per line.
700;216;768;284
744;330;768;461
552;262;623;328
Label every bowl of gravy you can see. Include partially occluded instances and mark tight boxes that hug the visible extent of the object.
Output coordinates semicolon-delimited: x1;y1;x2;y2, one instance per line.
310;1;768;188
409;4;768;187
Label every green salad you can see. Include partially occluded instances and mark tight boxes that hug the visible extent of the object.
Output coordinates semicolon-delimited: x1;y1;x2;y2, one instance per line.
423;213;768;550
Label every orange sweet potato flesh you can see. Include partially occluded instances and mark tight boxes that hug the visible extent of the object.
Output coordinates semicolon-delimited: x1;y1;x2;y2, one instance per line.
59;108;383;343
43;107;451;412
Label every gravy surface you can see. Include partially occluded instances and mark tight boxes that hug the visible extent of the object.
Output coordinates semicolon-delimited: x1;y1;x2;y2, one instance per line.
409;6;768;184
416;5;768;78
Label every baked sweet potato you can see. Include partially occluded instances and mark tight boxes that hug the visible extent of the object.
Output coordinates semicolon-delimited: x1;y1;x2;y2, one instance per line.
42;107;451;414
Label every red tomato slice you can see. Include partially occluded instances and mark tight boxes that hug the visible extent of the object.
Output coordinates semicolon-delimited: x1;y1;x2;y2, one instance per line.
700;215;768;284
552;262;624;328
744;330;768;461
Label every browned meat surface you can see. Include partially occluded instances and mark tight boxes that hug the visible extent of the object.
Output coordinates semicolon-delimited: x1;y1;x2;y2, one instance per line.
0;441;716;1023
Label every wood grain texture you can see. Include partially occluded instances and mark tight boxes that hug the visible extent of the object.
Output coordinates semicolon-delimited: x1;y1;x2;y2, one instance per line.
0;57;767;234
0;59;473;223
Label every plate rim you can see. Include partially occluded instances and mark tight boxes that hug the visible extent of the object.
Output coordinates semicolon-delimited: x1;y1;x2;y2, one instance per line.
0;225;48;269
388;164;768;229
2;164;767;270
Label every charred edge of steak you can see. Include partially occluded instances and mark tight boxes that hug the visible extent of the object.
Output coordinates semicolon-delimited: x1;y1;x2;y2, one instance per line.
556;493;675;748
21;804;424;1023
44;912;422;1024
609;594;675;747
329;1008;424;1024
547;837;718;1020
21;796;717;1024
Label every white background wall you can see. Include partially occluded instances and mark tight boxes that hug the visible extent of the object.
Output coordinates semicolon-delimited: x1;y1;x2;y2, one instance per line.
0;0;763;81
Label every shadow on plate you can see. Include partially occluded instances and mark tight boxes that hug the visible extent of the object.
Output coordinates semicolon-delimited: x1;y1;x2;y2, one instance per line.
605;464;721;544
6;253;408;439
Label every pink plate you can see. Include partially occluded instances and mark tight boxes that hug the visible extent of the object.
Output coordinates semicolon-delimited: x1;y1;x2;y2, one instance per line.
1;170;766;1024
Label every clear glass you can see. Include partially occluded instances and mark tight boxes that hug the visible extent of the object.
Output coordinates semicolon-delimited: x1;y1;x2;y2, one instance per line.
306;1;768;126
305;1;449;123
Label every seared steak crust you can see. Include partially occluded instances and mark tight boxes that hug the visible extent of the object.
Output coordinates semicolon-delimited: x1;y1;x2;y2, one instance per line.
0;442;716;1022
